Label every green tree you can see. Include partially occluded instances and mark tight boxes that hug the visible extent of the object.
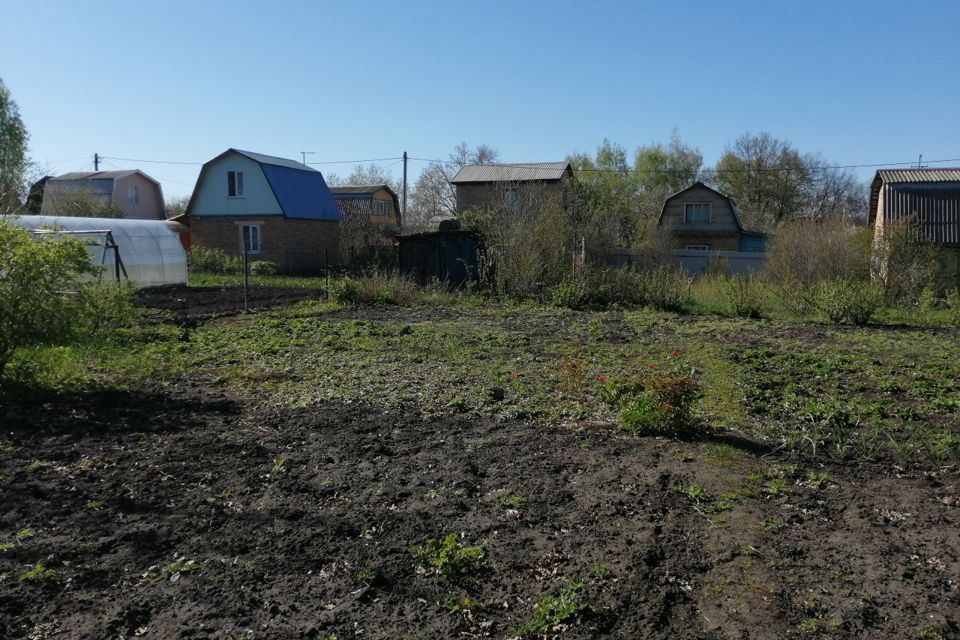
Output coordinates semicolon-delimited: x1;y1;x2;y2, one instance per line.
0;78;30;212
0;219;98;377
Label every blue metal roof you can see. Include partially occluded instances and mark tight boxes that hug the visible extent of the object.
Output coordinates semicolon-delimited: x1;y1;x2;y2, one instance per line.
259;162;342;221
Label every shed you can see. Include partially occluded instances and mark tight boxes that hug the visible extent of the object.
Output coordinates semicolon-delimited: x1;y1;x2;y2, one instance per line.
9;215;187;286
397;229;479;287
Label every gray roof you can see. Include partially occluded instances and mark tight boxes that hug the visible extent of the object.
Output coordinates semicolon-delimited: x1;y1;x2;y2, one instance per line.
450;162;570;184
874;168;960;183
232;149;316;172
329;184;393;195
51;171;139;181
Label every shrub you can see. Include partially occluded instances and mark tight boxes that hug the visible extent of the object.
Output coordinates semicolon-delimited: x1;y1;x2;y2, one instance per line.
550;281;585;309
947;289;960;325
329;278;360;304
617;370;702;437
727;274;765;319
187;246;241;274
0;220;98;378
815;279;884;325
248;260;279;276
636;264;690;311
874;221;947;307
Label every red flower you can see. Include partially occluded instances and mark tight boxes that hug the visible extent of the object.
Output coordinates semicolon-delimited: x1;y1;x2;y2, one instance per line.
510;371;519;379
597;375;606;384
671;350;679;357
647;363;655;370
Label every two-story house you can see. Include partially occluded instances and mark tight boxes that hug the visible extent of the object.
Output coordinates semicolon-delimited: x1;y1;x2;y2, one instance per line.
40;170;165;219
449;162;574;215
657;182;767;252
183;149;342;274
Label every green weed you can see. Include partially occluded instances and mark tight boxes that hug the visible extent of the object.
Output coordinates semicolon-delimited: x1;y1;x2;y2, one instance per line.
515;580;597;636
410;534;484;581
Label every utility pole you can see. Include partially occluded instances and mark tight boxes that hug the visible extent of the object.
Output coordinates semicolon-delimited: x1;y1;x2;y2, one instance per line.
402;151;408;220
917;154;924;169
301;151;315;166
94;153;99;171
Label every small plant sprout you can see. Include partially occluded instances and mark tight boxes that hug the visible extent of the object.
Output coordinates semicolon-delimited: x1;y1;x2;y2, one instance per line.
20;563;59;585
16;528;35;541
273;458;286;472
410;534;484;581
515;580;597;636
497;495;526;509
84;500;106;511
152;559;201;583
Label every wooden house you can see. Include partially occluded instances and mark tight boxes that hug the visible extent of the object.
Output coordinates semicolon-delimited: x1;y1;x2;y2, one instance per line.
449;162;574;215
657;182;766;252
41;170;165;219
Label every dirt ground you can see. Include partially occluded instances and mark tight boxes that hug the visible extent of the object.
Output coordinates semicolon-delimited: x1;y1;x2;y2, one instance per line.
1;289;958;639
136;285;327;320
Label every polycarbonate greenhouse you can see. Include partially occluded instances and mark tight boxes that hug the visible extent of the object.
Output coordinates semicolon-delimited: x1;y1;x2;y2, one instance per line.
10;215;187;287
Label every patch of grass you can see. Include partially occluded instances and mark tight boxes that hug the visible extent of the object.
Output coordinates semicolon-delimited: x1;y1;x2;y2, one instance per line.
16;528;35;541
515;580;597;637
410;534;484;581
83;500;106;511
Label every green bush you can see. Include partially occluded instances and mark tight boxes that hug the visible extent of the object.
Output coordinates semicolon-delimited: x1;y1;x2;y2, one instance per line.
249;260;279;276
636;264;690;311
815;279;884;325
617;370;702;437
727;275;765;319
550;281;586;309
0;220;98;377
187;246;241;274
329;278;360;304
947;289;960;325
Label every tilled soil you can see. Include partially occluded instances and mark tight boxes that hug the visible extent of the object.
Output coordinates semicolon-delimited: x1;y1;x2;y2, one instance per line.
1;388;957;639
137;285;327;320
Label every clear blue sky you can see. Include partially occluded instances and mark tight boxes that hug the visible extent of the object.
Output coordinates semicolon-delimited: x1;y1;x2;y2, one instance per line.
2;0;958;201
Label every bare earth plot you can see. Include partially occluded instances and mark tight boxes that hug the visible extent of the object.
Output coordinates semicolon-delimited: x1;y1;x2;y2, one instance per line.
1;291;958;639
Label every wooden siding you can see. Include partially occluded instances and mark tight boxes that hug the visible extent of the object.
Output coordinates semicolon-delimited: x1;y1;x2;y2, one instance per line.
454;178;570;215
659;184;740;234
189;153;283;217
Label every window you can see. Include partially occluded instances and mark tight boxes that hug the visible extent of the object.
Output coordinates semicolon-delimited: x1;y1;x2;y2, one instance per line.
504;187;520;208
228;171;244;197
685;244;709;251
126;185;138;204
685;203;710;223
240;224;261;254
373;200;392;216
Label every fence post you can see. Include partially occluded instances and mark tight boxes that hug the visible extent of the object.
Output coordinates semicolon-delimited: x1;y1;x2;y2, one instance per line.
243;245;249;313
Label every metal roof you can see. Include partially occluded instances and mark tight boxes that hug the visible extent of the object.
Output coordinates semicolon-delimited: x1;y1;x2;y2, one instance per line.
450;162;570;183
232;149;316;172
329;184;392;195
874;168;960;184
185;149;340;220
52;171;138;181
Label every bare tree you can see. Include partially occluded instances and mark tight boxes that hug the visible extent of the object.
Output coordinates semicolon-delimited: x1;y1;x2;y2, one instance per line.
406;142;499;232
165;195;190;219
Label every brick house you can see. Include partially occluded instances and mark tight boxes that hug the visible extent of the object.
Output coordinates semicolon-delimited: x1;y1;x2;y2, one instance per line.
183;149;342;274
657;182;767;252
41;170;165;219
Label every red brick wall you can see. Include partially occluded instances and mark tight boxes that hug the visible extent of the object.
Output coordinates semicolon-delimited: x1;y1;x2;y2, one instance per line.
187;216;341;274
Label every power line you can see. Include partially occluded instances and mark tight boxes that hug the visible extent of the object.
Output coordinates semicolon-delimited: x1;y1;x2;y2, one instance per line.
407;156;960;174
99;155;203;166
306;156;402;165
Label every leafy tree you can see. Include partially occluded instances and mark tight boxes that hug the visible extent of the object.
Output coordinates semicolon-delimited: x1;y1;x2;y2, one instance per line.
0;78;30;212
0;219;98;377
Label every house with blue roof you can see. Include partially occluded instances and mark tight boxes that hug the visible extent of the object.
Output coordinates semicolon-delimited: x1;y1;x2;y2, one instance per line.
184;149;342;274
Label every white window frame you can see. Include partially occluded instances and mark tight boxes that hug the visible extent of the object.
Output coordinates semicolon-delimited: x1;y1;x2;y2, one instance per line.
685;244;710;251
228;170;245;198
684;202;711;223
239;223;261;255
127;185;138;204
